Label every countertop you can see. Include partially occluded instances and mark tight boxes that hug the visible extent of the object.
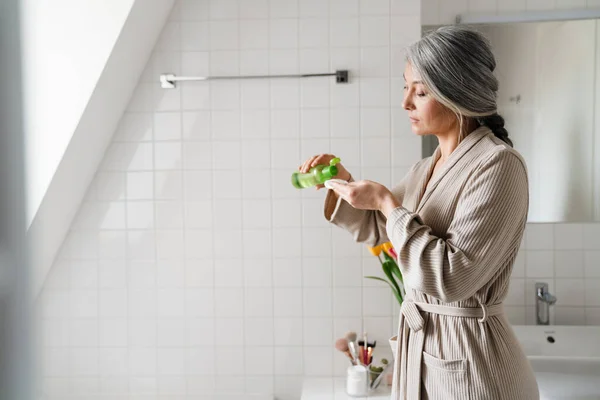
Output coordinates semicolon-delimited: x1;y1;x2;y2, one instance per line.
301;377;392;399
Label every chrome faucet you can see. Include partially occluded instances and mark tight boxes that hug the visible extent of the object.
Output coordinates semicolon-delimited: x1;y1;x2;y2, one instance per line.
535;282;557;325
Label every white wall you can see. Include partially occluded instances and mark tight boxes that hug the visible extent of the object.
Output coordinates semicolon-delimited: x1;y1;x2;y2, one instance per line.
36;1;421;398
21;0;135;224
35;0;600;399
25;0;176;303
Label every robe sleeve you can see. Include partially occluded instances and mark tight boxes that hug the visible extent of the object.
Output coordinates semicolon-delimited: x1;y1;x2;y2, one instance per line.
385;150;528;303
324;172;411;248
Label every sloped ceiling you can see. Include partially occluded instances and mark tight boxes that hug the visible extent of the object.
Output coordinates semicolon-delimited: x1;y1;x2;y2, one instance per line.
27;0;175;299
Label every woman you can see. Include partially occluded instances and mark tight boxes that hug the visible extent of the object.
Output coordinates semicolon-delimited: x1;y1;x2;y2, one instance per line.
299;26;539;399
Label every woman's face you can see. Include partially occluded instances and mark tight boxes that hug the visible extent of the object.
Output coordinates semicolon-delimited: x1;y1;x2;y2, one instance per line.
402;63;456;136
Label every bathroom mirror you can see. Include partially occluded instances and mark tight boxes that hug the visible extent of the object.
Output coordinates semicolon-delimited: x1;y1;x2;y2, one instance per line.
422;18;600;223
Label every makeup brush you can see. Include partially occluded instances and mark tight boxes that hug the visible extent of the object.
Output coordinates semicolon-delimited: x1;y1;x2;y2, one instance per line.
345;331;359;364
358;340;364;364
367;340;377;365
335;338;356;365
363;332;368;366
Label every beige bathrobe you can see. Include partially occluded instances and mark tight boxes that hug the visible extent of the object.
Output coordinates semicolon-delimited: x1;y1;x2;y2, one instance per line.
325;126;539;399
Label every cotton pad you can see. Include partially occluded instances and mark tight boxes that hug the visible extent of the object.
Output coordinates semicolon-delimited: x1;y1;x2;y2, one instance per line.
324;179;349;190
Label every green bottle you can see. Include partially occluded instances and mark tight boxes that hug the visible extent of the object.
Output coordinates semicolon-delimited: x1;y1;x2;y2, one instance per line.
291;157;341;189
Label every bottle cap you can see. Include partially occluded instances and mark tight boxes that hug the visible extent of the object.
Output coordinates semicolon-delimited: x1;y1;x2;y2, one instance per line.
321;157;341;181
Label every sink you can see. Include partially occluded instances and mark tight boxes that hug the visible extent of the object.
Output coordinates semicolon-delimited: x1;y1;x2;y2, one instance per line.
512;325;600;400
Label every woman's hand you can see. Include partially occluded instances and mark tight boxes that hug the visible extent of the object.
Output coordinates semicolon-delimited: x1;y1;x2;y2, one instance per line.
298;154;351;190
326;179;401;217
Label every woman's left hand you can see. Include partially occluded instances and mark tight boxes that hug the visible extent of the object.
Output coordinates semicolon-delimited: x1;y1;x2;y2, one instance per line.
326;180;401;217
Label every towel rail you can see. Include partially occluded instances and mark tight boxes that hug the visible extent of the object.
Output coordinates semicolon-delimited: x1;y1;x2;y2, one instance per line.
160;69;349;88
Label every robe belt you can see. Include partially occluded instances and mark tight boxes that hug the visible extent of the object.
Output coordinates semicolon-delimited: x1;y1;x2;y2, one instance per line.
397;299;505;399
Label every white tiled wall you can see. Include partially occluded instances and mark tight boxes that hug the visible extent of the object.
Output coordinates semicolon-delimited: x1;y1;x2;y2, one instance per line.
506;224;600;326
36;1;600;399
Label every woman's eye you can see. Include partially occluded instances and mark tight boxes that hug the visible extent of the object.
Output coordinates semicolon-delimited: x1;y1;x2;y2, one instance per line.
417;92;426;97
403;85;408;91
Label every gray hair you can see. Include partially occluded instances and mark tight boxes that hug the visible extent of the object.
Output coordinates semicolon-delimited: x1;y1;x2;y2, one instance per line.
406;25;512;146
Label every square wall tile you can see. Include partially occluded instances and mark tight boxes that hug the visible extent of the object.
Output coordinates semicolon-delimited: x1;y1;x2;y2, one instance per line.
240;21;269;49
554;279;585;306
274;318;303;346
525;224;554;250
586;308;600;325
302;228;332;257
300;19;329;48
215;318;244;346
303;257;333;287
554;250;584;278
360;16;390;47
209;20;239;50
274;288;303;317
330;18;359;47
303;347;333;376
215;288;244;317
333;287;362;317
583;224;600;249
181;22;209;52
303;318;333;345
157;318;185;347
506;278;525;306
303;288;332;317
584;279;600;306
525;251;554;278
244;287;274;317
331;0;359;16
360;0;390;15
554;224;584;250
245;318;274;346
554;307;586;325
210;0;238;19
363;287;391;317
585;251;600;277
270;19;299;49
245;346;274;375
421;0;440;25
215;346;245;375
275;347;304;375
361;107;390;136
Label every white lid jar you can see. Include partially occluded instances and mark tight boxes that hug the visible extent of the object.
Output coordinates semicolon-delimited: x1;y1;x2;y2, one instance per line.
346;365;369;397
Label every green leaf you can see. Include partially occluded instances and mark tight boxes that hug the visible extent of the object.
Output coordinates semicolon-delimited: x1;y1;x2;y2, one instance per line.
389;261;403;283
382;251;403;283
381;261;401;295
364;276;403;305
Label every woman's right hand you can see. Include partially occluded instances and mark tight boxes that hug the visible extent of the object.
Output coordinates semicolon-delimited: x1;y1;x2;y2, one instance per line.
298;154;351;190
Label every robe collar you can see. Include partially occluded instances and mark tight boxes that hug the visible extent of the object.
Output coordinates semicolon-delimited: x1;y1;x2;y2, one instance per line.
416;125;492;213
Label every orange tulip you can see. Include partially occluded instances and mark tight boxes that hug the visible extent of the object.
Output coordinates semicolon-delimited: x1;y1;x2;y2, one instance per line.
368;244;383;257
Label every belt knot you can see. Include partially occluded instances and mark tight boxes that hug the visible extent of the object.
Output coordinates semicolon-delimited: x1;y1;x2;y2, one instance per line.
400;300;424;331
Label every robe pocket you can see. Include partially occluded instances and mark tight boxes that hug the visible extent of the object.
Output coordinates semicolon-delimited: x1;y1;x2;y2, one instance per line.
421;351;469;400
422;351;467;372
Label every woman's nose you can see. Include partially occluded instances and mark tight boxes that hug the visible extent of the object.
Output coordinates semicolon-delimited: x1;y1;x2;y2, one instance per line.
402;95;413;111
